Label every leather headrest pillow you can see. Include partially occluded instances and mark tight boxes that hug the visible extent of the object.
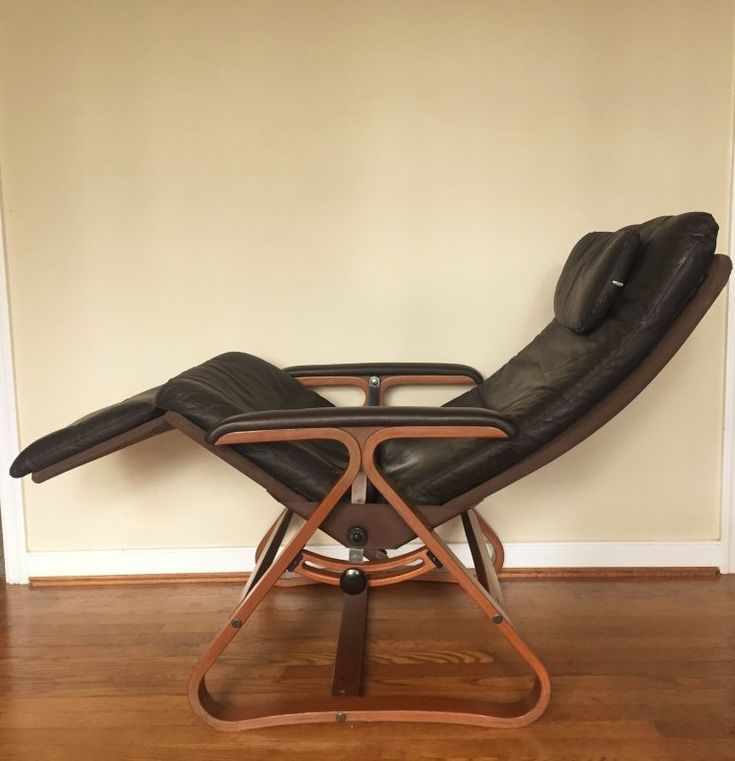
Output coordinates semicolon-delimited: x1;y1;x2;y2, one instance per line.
554;228;640;333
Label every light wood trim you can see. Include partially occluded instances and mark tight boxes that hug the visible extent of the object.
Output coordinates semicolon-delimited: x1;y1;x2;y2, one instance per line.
499;566;720;580
29;565;719;587
29;573;252;587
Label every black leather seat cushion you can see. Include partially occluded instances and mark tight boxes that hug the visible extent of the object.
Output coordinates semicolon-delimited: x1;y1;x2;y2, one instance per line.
156;352;347;499
379;212;718;504
9;387;164;478
10;353;348;499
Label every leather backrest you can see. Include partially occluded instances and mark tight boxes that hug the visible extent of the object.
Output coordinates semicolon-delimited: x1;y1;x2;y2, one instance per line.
473;211;717;433
383;212;721;505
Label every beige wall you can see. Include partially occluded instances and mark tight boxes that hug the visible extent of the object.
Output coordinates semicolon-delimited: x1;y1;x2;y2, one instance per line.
0;0;733;552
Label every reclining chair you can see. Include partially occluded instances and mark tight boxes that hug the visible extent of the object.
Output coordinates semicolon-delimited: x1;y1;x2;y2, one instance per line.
10;212;730;730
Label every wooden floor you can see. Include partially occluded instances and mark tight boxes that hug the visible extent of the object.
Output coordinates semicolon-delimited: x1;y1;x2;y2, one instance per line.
1;575;733;760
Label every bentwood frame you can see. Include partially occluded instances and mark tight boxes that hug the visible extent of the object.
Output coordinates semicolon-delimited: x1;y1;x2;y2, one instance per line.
190;415;551;730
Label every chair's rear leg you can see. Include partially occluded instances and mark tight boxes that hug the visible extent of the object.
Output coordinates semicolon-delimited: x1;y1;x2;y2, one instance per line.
255;512;320;588
241;509;293;601
472;510;505;573
411;508;504;585
461;510;504;604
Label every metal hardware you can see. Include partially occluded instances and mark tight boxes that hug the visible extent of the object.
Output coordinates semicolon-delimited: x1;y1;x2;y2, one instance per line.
340;567;367;595
231;619;243;629
347;526;368;547
367;375;381;406
335;712;347;723
612;280;624;287
427;550;443;569
350;471;367;504
492;613;503;624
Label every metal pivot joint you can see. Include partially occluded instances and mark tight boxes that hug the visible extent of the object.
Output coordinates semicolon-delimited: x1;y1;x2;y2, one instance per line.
367;375;381;406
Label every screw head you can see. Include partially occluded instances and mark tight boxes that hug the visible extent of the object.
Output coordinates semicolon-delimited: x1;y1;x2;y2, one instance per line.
492;613;503;625
347;526;368;546
231;618;243;629
336;712;347;723
368;375;380;387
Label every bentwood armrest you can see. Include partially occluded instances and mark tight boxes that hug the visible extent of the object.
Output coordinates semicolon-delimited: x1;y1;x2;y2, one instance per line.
285;363;484;384
207;405;515;443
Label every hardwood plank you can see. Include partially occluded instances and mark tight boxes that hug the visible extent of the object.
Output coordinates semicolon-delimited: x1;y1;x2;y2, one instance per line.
1;577;733;760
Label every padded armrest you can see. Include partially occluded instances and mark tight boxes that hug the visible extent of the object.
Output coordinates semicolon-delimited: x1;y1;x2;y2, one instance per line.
207;406;514;443
284;363;483;384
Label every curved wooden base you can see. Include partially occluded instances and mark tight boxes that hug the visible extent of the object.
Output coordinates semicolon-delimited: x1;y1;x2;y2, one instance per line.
192;680;548;731
189;560;549;731
190;425;550;731
190;518;549;729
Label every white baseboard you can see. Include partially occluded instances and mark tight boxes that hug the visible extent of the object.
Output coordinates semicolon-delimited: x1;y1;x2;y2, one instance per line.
24;540;723;579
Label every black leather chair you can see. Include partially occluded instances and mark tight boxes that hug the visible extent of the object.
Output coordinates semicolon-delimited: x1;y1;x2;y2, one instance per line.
11;211;730;730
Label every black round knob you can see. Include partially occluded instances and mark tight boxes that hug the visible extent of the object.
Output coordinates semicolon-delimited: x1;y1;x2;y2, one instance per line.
347;526;368;547
340;567;367;595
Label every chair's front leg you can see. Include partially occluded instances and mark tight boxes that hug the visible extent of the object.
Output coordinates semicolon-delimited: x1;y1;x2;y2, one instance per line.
188;428;362;730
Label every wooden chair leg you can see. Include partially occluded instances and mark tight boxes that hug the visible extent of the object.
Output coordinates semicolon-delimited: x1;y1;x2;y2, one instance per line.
254;513;322;588
238;508;293;601
408;508;505;585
